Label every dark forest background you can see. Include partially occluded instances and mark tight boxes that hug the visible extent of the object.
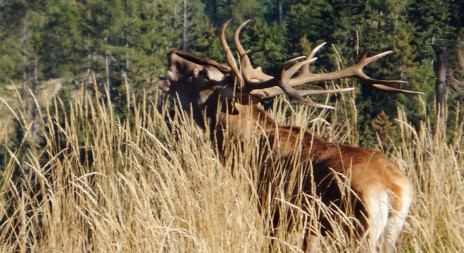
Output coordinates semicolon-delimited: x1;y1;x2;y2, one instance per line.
1;0;463;146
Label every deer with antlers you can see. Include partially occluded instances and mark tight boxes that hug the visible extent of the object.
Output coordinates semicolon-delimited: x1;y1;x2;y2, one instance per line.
158;20;421;252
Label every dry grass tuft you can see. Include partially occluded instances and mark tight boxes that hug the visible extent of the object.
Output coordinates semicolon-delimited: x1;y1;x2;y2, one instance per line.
0;87;462;252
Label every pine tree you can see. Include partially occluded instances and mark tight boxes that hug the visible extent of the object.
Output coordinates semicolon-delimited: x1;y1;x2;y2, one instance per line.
238;18;288;71
0;1;28;84
371;110;397;149
39;0;86;79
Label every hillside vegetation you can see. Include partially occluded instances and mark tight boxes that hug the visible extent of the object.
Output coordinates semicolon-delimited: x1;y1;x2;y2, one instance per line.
1;0;463;133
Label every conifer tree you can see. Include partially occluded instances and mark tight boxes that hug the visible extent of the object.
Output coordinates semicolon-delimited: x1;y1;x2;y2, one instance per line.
371;110;397;149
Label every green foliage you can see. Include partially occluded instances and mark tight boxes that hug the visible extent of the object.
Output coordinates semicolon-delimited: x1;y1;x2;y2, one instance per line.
217;0;266;25
0;0;463;145
371;110;398;151
0;34;23;83
189;18;225;61
240;18;289;71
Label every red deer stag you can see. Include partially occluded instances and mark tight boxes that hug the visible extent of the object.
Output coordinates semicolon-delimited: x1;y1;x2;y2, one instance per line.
158;20;421;252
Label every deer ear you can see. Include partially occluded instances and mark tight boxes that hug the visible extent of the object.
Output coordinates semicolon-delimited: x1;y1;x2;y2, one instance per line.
202;65;226;82
158;77;171;92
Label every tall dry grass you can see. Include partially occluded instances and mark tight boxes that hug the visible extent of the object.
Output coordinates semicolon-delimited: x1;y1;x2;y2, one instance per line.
0;85;462;252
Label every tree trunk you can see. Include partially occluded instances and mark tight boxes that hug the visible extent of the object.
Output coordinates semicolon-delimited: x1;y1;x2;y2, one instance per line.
182;0;188;51
21;11;40;144
212;0;218;24
458;36;464;72
105;49;111;106
432;43;448;122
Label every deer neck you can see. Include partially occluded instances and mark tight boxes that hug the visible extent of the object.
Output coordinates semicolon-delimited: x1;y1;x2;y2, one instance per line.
215;102;276;141
211;99;333;163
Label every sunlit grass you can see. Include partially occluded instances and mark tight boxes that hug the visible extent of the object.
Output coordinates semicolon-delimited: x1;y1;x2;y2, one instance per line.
0;85;462;252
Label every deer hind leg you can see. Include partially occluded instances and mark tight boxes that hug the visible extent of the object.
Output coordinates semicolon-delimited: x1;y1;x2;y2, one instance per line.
380;181;414;253
364;190;390;252
303;234;320;253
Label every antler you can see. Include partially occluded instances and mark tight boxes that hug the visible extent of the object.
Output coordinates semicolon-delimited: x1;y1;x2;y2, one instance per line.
220;20;423;108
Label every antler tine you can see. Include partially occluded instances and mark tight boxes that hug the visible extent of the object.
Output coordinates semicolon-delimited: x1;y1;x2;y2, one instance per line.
363;50;392;65
279;78;354;109
308;42;327;60
221;20;243;86
301;99;336;109
282;57;317;79
249;86;355;100
277;57;342;109
371;84;425;94
299;87;355;96
232;20;274;85
279;85;336;109
299;42;327;76
234;19;252;57
354;49;424;94
282;56;308;66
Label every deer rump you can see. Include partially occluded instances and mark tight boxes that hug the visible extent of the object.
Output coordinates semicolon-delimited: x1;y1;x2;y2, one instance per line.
250;125;370;239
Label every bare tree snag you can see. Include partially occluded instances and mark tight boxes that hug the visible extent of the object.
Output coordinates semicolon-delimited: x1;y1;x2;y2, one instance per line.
458;36;464;72
432;42;448;120
448;68;463;93
183;0;188;51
